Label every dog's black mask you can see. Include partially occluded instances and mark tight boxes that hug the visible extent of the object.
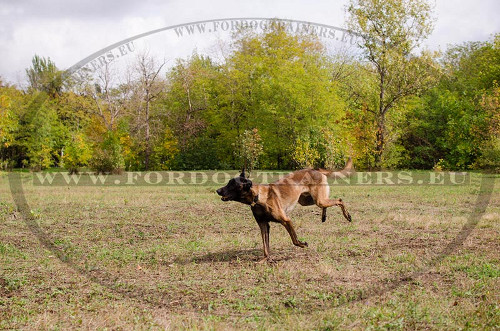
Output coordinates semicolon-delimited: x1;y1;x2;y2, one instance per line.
216;171;252;202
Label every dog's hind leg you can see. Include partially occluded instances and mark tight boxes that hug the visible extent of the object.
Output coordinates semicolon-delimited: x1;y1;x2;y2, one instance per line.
311;180;351;222
316;198;352;222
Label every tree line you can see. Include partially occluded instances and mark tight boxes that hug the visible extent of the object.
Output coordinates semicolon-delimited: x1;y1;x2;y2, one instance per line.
0;1;498;172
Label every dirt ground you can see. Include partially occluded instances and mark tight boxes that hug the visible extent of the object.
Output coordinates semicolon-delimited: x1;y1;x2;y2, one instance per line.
1;172;499;330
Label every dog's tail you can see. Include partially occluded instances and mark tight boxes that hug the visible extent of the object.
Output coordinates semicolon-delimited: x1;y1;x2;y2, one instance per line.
318;157;355;178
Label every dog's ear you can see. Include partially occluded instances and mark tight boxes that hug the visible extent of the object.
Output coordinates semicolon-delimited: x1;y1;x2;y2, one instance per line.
242;179;252;191
240;167;246;178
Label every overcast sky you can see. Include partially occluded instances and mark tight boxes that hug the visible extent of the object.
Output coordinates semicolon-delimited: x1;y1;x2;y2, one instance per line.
1;0;499;85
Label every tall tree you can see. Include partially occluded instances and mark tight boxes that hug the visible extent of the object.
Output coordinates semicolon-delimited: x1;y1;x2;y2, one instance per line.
78;63;130;131
226;24;345;168
131;54;166;170
26;55;63;97
164;55;216;144
73;63;130;173
0;80;21;167
346;0;437;167
0;80;19;148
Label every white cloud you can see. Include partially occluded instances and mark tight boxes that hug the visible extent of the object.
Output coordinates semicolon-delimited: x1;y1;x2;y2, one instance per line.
428;0;500;50
1;0;498;85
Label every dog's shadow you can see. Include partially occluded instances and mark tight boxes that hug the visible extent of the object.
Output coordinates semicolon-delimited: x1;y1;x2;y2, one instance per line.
173;248;293;264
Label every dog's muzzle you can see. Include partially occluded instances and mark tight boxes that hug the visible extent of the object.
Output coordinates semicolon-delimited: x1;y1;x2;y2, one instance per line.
216;188;229;201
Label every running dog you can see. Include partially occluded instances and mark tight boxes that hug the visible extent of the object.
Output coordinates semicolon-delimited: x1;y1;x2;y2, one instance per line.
216;158;353;262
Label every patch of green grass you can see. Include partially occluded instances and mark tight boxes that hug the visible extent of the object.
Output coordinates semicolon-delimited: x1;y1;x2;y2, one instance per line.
455;262;500;280
0;242;27;259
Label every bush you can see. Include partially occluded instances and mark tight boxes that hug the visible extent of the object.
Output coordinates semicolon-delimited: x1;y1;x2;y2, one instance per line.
319;128;351;169
89;131;124;174
233;128;264;172
475;138;500;172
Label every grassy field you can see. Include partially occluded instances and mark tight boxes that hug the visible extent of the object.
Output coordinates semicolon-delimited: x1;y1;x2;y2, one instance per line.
0;171;499;330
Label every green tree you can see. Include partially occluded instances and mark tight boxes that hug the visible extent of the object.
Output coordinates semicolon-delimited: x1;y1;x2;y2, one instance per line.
395;35;500;170
0;80;21;168
346;0;438;168
73;63;132;173
19;93;62;171
62;132;92;174
442;35;500;95
26;55;63;97
151;127;179;170
129;54;166;170
225;23;346;168
161;54;220;169
0;81;20;148
476;85;500;171
292;136;320;168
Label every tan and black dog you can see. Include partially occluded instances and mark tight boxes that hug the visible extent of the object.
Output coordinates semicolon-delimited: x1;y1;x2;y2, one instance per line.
216;158;354;262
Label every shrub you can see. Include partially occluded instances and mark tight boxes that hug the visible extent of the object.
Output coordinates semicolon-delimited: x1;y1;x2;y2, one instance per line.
233;128;264;173
89;131;124;174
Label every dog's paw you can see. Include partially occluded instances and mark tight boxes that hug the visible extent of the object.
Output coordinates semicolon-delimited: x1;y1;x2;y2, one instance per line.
257;257;275;264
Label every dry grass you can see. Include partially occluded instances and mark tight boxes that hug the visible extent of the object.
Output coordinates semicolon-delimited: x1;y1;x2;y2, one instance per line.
0;172;499;330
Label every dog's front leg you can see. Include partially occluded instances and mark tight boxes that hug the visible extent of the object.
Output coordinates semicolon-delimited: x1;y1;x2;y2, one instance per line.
280;219;308;248
269;207;308;248
257;221;271;261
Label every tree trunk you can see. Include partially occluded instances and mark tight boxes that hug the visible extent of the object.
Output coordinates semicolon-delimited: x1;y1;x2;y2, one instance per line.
375;114;385;169
144;91;151;171
375;70;386;169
